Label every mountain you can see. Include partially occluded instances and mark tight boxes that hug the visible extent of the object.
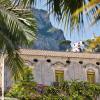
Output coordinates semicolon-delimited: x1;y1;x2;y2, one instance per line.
31;8;71;51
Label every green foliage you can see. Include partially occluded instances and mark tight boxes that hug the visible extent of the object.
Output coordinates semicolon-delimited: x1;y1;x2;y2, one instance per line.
59;40;71;45
6;67;39;100
59;81;100;100
6;80;100;100
13;0;100;32
0;0;37;79
41;81;100;100
46;0;100;32
38;95;67;100
85;36;100;52
18;66;34;82
6;81;37;100
44;86;60;95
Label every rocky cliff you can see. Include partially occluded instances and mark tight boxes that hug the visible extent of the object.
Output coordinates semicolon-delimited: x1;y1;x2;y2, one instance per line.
31;8;71;51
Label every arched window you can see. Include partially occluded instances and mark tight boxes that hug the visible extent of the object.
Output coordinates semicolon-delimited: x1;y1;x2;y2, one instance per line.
87;69;95;83
55;70;64;82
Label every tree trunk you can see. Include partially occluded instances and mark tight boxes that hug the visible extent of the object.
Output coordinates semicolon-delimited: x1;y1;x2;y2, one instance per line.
0;54;4;99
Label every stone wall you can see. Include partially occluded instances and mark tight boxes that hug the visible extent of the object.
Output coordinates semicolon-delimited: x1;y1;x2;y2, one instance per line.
30;55;100;85
4;49;100;89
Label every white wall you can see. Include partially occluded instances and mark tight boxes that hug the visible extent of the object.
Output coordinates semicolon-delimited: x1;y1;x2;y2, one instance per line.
4;55;100;89
33;57;100;85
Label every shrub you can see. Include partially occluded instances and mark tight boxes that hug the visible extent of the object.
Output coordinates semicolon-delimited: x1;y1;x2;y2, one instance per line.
6;68;100;100
6;81;38;100
5;66;39;100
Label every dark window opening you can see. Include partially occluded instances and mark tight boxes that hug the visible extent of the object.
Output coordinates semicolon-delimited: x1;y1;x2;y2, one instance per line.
33;59;38;62
96;62;100;65
47;59;51;63
79;61;83;64
66;60;71;64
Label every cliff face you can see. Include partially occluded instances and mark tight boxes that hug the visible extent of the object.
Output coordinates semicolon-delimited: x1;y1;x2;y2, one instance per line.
31;8;71;51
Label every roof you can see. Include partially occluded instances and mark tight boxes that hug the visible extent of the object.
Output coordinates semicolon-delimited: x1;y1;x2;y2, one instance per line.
20;49;100;59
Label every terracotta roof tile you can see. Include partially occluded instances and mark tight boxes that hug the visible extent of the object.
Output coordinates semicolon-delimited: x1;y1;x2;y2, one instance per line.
20;49;100;59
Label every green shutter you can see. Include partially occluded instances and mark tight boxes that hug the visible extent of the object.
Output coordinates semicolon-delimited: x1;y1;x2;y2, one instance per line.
87;71;95;83
55;70;64;82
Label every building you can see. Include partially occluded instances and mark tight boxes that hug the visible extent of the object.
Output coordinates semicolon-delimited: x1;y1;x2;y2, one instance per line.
4;49;100;90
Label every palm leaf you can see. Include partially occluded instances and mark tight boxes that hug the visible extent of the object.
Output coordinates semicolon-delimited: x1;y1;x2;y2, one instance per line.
13;0;37;8
73;0;100;24
0;1;37;79
12;0;100;32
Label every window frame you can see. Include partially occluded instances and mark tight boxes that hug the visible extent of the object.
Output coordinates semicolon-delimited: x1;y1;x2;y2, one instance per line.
55;70;64;82
87;69;95;83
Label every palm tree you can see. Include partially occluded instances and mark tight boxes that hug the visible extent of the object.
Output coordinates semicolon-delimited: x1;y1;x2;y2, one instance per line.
47;0;100;31
73;0;100;24
0;0;37;79
2;0;99;79
16;0;100;30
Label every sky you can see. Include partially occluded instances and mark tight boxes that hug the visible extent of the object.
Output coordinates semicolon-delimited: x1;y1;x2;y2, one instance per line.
35;1;100;43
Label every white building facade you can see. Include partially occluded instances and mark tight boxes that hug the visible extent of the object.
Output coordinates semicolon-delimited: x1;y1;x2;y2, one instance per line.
4;49;100;89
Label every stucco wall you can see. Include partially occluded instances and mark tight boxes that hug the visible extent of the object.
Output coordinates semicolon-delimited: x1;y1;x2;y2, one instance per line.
4;49;100;90
31;56;100;85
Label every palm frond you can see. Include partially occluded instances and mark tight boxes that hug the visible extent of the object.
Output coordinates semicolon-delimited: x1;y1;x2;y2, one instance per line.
0;2;37;79
46;0;87;32
0;0;12;7
13;0;37;8
5;51;25;80
7;0;100;32
46;0;100;33
73;0;100;24
73;0;100;15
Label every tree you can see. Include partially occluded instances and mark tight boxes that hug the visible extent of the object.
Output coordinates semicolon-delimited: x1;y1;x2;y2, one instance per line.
59;40;72;51
0;0;37;79
2;0;100;79
73;0;100;23
7;80;100;100
85;36;100;52
6;67;39;100
13;0;100;31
